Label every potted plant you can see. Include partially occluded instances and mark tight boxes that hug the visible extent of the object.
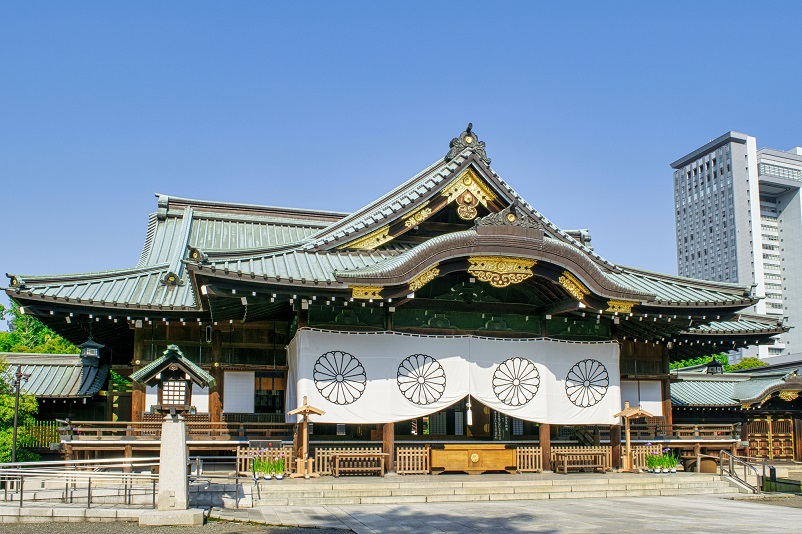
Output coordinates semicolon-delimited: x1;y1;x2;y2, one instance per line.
275;455;285;480
264;456;273;480
666;452;678;474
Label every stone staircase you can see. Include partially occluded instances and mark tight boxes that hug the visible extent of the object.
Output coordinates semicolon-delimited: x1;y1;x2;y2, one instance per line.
251;472;744;506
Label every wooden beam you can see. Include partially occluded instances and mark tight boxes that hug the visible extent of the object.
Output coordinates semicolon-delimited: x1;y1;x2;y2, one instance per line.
534;299;585;317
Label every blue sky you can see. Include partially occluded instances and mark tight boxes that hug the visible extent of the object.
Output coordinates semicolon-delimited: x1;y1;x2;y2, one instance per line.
2;1;802;324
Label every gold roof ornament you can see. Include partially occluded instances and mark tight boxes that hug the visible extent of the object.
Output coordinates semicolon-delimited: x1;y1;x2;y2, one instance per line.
559;271;590;301
442;168;497;220
338;225;392;250
350;285;383;300
408;264;440;292
779;390;799;402
467;256;535;288
607;299;639;314
402;201;433;229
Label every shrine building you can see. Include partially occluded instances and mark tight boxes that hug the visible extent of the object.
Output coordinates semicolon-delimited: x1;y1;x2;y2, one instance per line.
4;125;789;469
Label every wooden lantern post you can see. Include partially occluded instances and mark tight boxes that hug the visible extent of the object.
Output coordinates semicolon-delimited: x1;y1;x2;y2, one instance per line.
288;396;325;479
613;401;654;472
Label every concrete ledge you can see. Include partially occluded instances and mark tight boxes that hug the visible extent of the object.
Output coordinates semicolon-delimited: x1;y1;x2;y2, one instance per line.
139;509;205;526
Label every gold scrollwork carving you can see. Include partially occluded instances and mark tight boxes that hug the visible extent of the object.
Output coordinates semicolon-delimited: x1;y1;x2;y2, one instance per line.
402;201;433;228
779;390;800;402
467;256;536;288
338;225;392;250
559;271;590;301
741;402;752;410
350;285;383;300
442;168;497;220
606;299;638;314
408;264;440;292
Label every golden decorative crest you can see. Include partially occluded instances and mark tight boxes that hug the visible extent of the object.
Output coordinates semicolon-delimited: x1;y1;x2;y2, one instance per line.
559;271;590;301
779;390;799;402
606;299;638;314
467;256;536;288
402;201;433;229
350;285;383;300
408;264;440;292
338;225;392;250
741;402;752;410
442;168;497;220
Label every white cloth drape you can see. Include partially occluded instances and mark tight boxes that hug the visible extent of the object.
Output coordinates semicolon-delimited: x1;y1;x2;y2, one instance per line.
286;328;620;425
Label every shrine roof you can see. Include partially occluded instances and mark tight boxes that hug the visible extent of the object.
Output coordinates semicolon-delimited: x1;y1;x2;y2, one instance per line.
0;353;109;398
2;124;783;345
671;369;802;407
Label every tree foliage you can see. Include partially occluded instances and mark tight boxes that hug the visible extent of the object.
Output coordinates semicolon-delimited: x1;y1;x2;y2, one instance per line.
728;357;768;371
0;356;40;462
0;301;79;354
669;353;730;371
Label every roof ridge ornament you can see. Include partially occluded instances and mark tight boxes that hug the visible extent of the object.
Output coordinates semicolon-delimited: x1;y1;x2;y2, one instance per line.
475;201;543;230
446;123;491;165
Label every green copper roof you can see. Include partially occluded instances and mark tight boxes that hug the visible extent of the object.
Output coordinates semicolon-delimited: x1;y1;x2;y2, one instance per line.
131;345;215;388
671;370;802;406
0;353;108;398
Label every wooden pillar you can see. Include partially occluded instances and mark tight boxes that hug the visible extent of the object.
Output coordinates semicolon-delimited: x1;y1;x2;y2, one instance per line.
539;423;551;472
661;378;673;425
661;345;673;425
795;419;802;462
610;424;622;469
382;422;395;473
131;327;146;422
209;328;224;422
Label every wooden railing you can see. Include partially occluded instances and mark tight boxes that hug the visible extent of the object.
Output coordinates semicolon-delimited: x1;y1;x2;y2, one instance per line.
236;445;295;475
560;423;739;444
58;421;294;441
627;424;738;441
515;446;543;472
313;446;381;476
396;446;430;475
224;413;286;424
551;446;612;471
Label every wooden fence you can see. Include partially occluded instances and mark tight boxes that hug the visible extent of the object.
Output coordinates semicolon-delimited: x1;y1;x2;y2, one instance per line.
21;421;60;448
313;446;381;476
515;446;543;472
396;446;430;475
550;445;612;471
626;444;662;469
236;445;295;475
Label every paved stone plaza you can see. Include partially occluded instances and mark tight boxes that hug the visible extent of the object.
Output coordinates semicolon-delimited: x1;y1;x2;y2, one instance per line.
218;494;801;533
2;494;801;532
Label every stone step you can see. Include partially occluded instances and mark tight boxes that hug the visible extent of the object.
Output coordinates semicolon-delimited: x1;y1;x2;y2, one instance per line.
253;478;727;496
254;484;738;506
252;478;739;505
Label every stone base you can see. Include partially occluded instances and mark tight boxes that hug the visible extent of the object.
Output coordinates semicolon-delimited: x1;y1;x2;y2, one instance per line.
139;508;205;526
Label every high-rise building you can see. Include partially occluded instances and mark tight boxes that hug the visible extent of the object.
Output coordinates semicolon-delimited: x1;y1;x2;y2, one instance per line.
671;132;802;359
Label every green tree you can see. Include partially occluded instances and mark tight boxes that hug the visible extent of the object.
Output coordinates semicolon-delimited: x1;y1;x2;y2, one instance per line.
0;301;78;354
669;353;730;371
728;357;768;371
0;356;40;462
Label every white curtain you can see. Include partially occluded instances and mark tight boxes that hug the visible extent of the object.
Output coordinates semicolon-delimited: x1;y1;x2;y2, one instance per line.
286;329;620;425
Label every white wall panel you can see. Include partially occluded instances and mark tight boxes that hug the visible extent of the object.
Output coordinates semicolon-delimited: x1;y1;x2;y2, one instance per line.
224;371;255;413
